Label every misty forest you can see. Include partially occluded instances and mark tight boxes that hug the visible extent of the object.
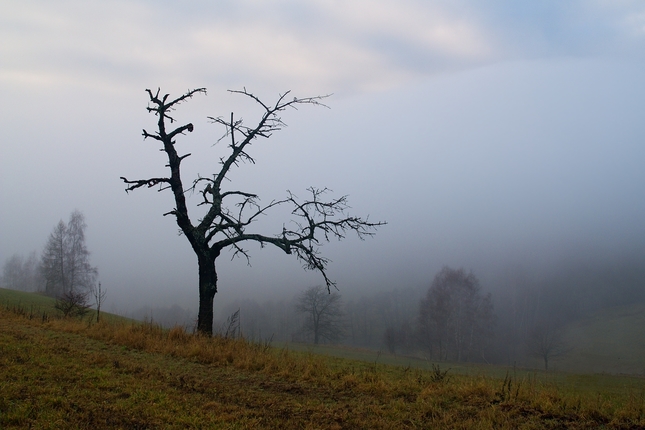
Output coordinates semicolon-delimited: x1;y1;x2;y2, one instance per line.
3;85;644;374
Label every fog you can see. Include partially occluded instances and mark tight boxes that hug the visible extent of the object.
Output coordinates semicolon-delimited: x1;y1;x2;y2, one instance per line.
2;2;645;332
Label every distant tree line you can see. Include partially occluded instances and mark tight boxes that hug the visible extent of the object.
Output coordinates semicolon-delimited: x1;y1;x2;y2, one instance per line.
1;251;40;292
204;267;498;363
197;256;645;370
1;210;102;319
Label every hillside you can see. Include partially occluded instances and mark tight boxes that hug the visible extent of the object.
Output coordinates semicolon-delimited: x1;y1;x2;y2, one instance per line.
2;288;645;428
0;287;133;324
0;287;61;314
4;287;644;376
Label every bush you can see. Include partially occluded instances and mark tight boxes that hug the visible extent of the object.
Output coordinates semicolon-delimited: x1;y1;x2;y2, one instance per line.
54;289;89;318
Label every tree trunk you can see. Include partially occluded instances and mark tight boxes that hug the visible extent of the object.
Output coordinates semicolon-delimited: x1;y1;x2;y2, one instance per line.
197;255;218;336
313;312;320;344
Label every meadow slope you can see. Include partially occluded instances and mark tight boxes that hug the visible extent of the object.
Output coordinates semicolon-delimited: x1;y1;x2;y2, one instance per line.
1;296;645;428
559;302;645;375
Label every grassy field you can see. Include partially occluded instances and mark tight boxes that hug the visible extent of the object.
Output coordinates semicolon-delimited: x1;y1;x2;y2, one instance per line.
560;302;645;375
287;342;645;400
0;287;62;315
1;288;645;428
290;301;645;379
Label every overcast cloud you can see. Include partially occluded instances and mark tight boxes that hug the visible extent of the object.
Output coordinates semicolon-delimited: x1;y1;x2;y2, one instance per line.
1;1;644;312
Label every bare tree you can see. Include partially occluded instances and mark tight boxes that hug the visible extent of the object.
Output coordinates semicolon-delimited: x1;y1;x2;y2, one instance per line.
91;281;107;322
527;323;569;370
296;285;345;344
40;211;97;297
121;88;384;335
417;267;495;362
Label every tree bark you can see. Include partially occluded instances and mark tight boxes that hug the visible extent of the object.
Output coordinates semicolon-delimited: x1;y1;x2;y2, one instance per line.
197;255;218;336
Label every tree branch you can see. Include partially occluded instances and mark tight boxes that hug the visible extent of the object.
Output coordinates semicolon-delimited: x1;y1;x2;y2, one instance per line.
120;176;171;192
207;187;384;290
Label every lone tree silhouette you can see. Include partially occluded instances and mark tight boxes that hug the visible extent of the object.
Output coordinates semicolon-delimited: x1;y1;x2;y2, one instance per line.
121;88;385;335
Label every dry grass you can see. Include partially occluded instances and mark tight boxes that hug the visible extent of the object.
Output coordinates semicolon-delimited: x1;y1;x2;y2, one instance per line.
1;304;645;429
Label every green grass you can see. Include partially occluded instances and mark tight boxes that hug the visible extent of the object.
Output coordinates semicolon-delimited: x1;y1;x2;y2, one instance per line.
560;302;645;374
0;287;59;314
0;287;134;325
2;288;645;428
287;341;645;405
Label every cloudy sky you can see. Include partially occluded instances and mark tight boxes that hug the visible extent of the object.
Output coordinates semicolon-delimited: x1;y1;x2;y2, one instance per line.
2;1;645;313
